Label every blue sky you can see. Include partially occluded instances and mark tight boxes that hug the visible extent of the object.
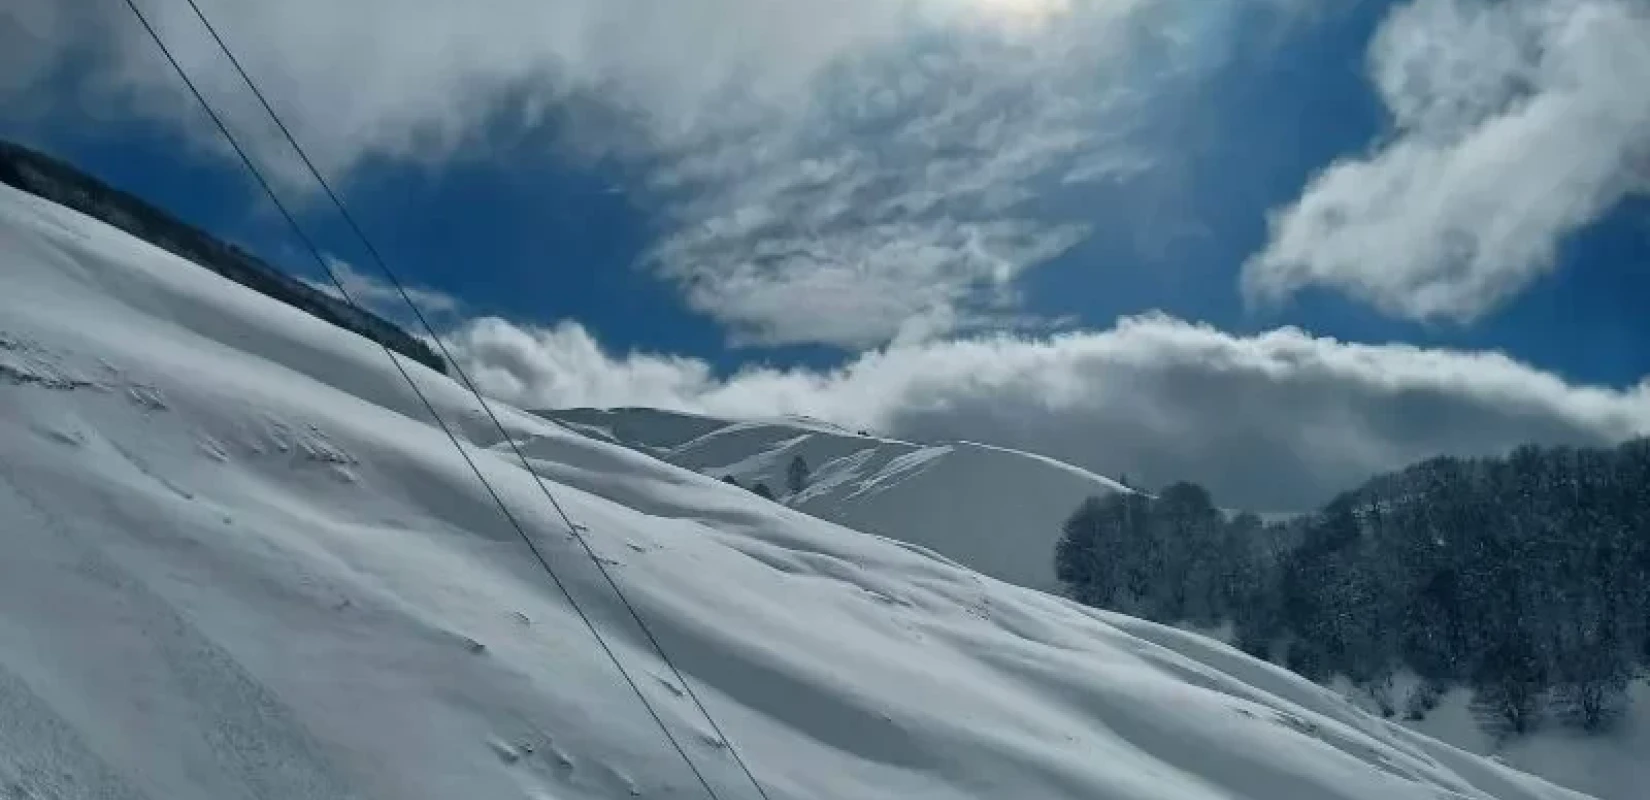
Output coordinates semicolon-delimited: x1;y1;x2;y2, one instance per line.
6;0;1649;509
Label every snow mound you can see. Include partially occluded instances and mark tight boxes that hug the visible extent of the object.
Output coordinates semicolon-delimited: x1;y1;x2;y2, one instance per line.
545;407;1132;591
0;182;1590;800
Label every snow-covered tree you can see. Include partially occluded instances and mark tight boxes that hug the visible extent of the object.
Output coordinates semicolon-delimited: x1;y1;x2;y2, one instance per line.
1056;436;1650;739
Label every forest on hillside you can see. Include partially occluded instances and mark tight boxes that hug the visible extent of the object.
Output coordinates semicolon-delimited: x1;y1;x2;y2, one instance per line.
1057;439;1650;737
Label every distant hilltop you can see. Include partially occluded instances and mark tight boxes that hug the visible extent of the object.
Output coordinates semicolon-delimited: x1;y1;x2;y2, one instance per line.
0;140;444;374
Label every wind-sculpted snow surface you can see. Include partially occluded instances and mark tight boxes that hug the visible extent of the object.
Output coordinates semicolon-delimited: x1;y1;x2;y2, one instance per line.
544;408;1133;591
0;182;1592;800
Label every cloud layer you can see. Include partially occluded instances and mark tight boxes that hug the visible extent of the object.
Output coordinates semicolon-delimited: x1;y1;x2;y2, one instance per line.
9;0;1285;348
303;259;460;326
12;0;1642;343
643;2;1176;347
1246;0;1650;322
17;0;1649;513
444;314;1650;511
12;0;940;172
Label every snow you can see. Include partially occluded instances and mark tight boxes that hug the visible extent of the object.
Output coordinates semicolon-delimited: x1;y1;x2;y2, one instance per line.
1334;671;1650;800
547;410;1650;800
544;408;1132;591
0;180;1595;800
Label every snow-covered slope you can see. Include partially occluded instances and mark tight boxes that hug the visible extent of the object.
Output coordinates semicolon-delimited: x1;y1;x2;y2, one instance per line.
542;414;1650;800
545;407;1131;591
1338;673;1650;800
0;181;1590;800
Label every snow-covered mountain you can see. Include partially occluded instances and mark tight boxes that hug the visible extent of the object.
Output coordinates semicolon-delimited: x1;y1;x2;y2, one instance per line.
542;412;1650;800
0;180;1591;800
543;407;1131;592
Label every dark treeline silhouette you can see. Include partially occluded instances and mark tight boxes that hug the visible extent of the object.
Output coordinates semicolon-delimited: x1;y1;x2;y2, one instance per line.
787;456;810;495
0;140;444;373
1057;439;1650;737
716;473;778;502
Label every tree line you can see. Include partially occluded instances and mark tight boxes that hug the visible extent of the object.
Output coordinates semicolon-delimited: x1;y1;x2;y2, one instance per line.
1056;439;1650;736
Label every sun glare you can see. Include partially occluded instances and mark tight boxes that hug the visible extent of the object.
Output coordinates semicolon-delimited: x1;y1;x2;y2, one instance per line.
969;0;1072;23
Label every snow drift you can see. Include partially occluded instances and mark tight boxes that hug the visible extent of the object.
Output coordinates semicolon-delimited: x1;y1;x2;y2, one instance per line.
0;181;1591;800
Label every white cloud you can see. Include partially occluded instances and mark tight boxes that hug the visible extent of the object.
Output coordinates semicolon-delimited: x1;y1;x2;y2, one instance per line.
441;319;719;411
25;0;937;175
443;314;1650;511
1245;0;1650;321
305;258;460;324
643;7;1164;347
10;0;1283;348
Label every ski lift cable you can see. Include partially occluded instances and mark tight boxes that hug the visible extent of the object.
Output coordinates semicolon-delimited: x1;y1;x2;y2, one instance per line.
165;3;775;797
115;2;745;798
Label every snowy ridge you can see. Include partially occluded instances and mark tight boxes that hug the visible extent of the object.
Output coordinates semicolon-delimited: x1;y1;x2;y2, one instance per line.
0;181;1591;800
545;407;1132;591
